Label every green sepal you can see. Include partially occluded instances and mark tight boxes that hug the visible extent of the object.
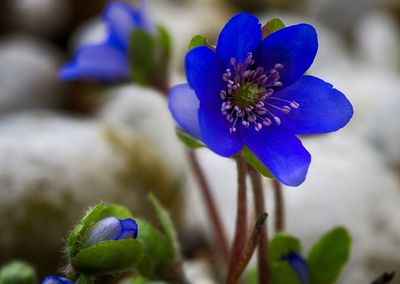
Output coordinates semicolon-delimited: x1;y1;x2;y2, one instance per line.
67;203;134;257
270;261;302;284
75;274;93;284
135;219;174;280
188;35;208;50
129;29;157;85
148;193;180;261
262;18;286;38
0;261;36;284
71;239;143;275
242;146;273;178
175;129;204;149
268;233;302;284
269;233;301;262
307;226;351;284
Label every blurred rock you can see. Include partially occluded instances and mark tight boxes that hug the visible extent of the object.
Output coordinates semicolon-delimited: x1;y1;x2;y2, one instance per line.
5;0;71;38
98;84;186;179
185;134;400;284
0;36;64;114
354;11;400;71
0;111;183;276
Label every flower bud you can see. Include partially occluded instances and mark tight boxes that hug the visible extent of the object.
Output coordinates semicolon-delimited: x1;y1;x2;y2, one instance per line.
84;216;138;247
282;251;310;284
42;276;73;284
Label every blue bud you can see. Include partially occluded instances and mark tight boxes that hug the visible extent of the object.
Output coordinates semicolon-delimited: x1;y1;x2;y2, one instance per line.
42;276;73;284
282;251;310;284
84;216;138;247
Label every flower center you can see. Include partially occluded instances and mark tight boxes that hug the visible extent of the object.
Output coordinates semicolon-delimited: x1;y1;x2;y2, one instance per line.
219;52;300;133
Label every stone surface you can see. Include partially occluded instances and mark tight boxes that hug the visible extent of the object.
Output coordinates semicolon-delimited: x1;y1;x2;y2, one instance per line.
0;36;64;114
0;111;183;275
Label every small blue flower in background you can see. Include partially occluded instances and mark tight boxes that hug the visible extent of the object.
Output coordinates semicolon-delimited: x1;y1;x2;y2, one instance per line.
168;12;353;186
60;0;154;83
282;251;310;284
42;276;73;284
84;216;139;247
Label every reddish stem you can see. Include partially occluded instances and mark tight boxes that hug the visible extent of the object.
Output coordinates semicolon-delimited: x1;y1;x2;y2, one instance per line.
272;179;285;233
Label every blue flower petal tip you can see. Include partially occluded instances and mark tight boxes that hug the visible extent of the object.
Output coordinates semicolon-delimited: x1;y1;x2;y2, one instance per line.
84;216;138;247
282;251;310;284
168;12;353;186
42;276;73;284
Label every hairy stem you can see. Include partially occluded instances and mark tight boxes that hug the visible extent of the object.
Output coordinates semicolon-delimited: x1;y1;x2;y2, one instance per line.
272;179;285;233
186;149;230;264
249;166;269;284
226;213;268;284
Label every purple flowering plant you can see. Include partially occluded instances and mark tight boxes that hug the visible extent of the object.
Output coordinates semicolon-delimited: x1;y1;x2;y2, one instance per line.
59;0;155;83
169;13;353;186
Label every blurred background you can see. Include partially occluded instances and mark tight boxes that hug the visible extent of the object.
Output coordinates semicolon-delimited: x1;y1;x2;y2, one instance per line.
0;0;399;283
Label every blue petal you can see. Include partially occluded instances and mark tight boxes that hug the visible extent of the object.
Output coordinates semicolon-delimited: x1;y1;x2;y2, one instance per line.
240;125;311;186
185;46;226;109
59;43;130;83
199;107;243;157
216;12;262;66
42;276;73;284
117;218;139;239
254;24;318;87
277;76;353;134
168;84;201;139
84;216;122;246
103;2;144;50
282;252;310;284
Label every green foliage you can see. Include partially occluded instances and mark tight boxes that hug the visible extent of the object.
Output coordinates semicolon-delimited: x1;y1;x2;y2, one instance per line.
148;193;180;261
307;227;351;284
188;35;208;50
72;239;143;275
135;219;174;279
175;129;204;149
75;274;93;284
129;25;172;88
262;18;286;38
270;262;302;284
67;203;133;256
0;261;36;284
242;146;273;178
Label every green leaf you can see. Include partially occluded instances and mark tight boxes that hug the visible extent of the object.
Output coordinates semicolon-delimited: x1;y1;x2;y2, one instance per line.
242;146;273;178
269;233;301;262
175;129;204;149
0;261;36;284
67;203;134;257
75;275;93;284
135;219;174;279
188;35;207;50
262;18;286;38
156;25;172;64
270;261;302;284
307;226;351;284
129;29;157;85
246;268;258;284
148;193;180;260
72;239;143;275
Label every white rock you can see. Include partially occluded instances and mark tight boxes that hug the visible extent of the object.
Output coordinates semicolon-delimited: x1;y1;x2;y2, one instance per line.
354;11;400;71
0;111;183;273
98;84;186;178
0;36;64;114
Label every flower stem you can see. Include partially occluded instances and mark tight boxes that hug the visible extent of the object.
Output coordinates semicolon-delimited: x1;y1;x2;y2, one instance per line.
272;179;285;232
227;155;248;280
225;213;268;284
186;149;230;264
248;166;269;284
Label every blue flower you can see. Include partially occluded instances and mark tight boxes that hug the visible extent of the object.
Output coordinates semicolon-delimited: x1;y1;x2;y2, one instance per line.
60;0;154;83
42;276;73;284
282;251;310;284
168;13;353;186
84;216;139;247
